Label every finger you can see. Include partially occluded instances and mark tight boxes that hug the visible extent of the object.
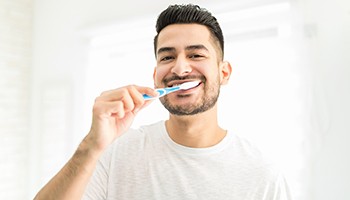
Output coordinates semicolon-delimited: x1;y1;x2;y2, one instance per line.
93;101;125;119
96;85;157;102
95;88;126;102
127;86;146;112
130;86;159;113
119;85;154;113
120;90;135;113
135;86;159;98
94;85;158;117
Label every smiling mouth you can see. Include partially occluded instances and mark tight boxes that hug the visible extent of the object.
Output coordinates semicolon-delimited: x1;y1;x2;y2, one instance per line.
183;81;202;91
168;80;202;88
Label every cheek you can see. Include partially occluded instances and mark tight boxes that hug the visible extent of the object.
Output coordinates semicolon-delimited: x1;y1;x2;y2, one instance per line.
198;64;217;79
154;67;168;85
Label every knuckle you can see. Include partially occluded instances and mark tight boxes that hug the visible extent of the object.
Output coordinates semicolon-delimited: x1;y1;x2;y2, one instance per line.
124;101;135;111
99;89;111;97
118;87;129;96
92;102;102;113
94;96;102;103
134;96;144;105
126;84;136;91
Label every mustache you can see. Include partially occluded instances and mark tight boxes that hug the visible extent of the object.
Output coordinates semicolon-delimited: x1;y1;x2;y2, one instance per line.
162;75;206;85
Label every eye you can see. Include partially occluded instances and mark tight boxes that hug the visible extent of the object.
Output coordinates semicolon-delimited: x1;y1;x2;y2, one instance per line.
160;56;174;62
189;54;205;59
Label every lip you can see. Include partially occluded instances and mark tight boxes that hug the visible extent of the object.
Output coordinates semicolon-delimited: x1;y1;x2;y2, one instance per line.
175;81;202;95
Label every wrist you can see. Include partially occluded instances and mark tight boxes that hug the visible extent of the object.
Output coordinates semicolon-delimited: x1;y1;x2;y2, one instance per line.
78;134;105;160
67;137;103;176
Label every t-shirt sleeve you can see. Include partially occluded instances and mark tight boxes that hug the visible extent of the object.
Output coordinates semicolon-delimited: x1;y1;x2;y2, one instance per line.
270;173;293;200
250;171;293;200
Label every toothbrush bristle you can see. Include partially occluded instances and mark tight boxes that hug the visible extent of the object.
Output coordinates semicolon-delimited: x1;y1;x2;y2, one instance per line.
180;81;200;90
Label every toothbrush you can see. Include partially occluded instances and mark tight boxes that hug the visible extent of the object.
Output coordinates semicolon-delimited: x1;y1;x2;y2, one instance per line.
143;81;200;100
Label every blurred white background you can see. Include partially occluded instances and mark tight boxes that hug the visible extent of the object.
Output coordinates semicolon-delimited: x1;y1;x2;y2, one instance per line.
0;0;349;199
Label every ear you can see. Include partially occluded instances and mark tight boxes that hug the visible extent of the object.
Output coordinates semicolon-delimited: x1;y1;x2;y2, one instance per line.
219;61;232;85
153;67;157;88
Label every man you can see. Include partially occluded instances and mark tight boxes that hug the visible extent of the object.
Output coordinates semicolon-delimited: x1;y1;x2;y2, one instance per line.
34;4;291;200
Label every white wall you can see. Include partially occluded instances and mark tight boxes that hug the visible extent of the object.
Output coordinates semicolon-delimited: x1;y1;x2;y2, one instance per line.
25;0;350;199
0;0;32;199
298;0;350;199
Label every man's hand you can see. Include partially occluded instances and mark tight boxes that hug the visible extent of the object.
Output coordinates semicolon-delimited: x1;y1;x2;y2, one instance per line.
85;85;158;153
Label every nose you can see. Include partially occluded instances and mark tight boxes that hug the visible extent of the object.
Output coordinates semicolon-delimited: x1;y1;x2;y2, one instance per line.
171;55;192;76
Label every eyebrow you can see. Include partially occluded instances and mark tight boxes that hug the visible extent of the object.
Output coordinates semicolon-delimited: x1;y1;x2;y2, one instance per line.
157;44;209;55
185;44;209;52
157;47;175;55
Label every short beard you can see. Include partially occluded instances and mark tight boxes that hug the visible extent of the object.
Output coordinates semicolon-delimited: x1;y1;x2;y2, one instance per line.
159;76;220;116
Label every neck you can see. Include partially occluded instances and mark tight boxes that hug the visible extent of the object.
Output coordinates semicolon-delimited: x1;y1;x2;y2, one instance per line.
165;104;226;148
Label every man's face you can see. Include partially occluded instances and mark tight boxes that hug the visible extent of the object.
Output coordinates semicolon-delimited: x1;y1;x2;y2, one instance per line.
154;23;229;115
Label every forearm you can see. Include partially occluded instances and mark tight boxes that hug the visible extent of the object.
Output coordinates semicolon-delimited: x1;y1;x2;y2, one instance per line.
34;137;103;200
34;85;152;199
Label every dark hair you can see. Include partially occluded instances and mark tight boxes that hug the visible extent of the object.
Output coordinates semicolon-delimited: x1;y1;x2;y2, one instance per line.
154;4;224;60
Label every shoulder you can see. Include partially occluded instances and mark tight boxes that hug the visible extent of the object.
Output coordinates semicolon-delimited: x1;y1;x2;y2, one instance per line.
230;133;266;161
229;133;282;178
231;135;291;199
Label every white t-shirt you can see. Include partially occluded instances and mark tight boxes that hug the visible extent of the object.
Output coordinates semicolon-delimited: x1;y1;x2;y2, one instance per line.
83;121;291;200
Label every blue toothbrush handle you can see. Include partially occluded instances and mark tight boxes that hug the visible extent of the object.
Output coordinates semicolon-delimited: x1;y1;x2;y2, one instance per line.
143;89;165;100
143;86;180;100
142;94;154;100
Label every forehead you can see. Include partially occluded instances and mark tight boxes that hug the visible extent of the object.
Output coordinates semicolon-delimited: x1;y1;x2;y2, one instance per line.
157;24;215;53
